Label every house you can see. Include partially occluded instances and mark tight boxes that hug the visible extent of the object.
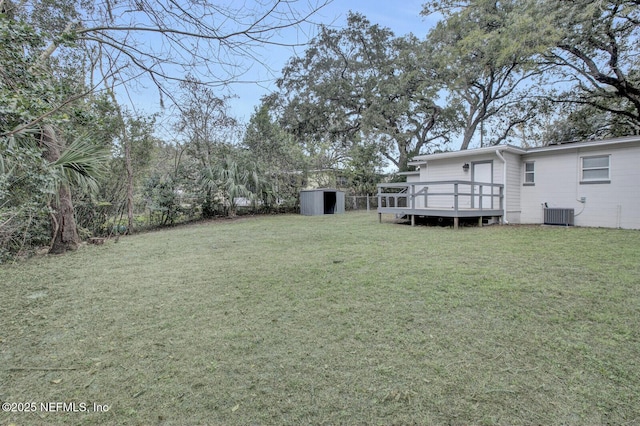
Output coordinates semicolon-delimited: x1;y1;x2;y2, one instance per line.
303;169;349;191
377;135;640;229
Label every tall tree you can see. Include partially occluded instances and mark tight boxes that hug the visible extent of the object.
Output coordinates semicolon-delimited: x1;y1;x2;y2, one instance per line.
174;79;237;170
0;10;108;256
243;99;306;205
40;126;109;253
173;78;240;217
423;0;549;149
540;0;640;135
277;12;457;171
424;0;640;145
111;110;156;233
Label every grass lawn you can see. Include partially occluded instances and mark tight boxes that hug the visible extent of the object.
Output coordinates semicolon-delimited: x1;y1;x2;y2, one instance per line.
1;212;639;425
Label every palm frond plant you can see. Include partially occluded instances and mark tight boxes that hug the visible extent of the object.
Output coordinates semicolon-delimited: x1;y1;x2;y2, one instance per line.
199;155;267;217
35;124;109;253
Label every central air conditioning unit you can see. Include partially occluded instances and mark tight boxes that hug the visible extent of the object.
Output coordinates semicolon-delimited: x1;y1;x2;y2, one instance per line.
544;208;575;226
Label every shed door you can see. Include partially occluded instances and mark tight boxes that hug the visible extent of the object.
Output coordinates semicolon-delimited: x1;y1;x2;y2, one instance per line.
472;161;493;209
323;191;336;214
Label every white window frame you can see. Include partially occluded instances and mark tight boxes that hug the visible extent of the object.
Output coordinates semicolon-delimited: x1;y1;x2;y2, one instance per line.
523;161;535;185
581;155;610;183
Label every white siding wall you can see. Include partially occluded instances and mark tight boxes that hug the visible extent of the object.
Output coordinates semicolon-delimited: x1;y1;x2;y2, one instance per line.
521;144;640;228
404;173;424;209
416;154;504;211
504;152;522;223
406;173;420;183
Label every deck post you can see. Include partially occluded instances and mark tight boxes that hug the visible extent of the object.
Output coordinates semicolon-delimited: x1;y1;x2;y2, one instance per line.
453;183;459;214
376;181;506;227
454;217;459;230
411;184;415;210
471;180;475;208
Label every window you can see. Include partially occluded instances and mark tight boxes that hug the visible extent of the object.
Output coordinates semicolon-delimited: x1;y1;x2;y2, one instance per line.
524;161;535;185
581;155;610;182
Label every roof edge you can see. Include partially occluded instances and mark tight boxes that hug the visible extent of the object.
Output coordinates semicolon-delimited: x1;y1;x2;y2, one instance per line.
524;135;640;154
410;136;640;163
411;144;526;163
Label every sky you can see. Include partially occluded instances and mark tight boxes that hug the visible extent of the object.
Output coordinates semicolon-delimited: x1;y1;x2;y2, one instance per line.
119;0;439;132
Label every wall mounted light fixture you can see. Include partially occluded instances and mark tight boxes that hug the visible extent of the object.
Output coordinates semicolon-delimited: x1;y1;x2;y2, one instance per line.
462;163;470;172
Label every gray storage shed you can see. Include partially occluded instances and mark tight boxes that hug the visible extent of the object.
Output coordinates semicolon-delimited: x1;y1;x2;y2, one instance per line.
300;189;345;216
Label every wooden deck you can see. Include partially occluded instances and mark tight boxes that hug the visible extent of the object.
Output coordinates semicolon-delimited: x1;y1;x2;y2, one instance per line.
377;180;504;229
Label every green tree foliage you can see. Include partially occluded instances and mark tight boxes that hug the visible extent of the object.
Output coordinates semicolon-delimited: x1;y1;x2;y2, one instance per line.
119;111;157;232
540;0;640;136
424;0;640;144
1;0;331;258
0;139;53;260
0;11;51;254
423;0;548;149
142;173;181;226
170;79;275;218
137;140;199;228
542;103;638;144
344;141;384;195
199;152;268;218
175;78;238;169
0;10;108;259
173;79;241;217
243;100;306;206
277;12;457;171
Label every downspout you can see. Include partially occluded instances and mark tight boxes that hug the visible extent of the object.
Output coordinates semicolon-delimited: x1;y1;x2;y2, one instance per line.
495;149;508;224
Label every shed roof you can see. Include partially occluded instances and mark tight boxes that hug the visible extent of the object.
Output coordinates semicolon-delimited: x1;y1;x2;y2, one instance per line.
299;188;344;193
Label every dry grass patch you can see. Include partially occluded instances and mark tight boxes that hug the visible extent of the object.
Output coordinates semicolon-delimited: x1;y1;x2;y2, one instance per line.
1;212;639;425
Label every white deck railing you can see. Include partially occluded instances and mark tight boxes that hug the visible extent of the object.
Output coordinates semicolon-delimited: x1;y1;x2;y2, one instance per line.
377;180;504;213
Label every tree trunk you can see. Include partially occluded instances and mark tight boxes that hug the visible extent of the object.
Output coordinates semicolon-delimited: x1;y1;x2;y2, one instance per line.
460;103;482;150
396;141;409;172
460;123;478;151
49;182;80;254
110;92;134;234
125;135;134;233
41;125;80;254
